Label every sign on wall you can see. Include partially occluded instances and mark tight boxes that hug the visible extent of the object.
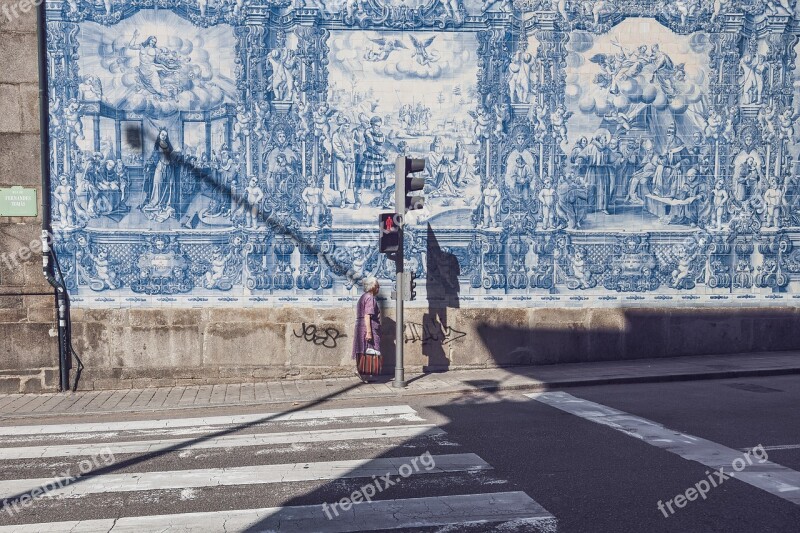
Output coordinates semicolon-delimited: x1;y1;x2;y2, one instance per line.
0;187;38;217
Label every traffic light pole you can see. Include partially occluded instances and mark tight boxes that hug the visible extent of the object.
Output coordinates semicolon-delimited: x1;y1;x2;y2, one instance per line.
391;155;424;389
393;226;405;389
393;155;406;389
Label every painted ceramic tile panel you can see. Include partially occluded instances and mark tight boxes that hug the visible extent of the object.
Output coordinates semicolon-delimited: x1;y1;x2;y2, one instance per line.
43;0;800;306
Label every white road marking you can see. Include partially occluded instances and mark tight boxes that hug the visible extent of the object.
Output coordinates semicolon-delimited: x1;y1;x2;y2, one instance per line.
0;453;491;500
0;405;421;436
527;391;800;505
0;424;443;460
0;492;556;532
743;444;800;452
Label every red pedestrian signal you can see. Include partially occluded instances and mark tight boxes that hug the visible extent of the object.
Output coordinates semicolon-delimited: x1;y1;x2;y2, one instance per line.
379;213;400;254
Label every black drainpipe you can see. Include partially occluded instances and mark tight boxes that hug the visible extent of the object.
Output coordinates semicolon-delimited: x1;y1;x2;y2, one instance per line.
37;1;71;392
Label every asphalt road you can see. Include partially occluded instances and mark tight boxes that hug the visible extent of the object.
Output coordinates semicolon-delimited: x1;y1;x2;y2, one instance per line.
0;375;798;532
426;375;800;533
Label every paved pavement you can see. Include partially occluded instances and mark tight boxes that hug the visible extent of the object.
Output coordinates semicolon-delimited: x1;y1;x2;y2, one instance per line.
0;351;798;418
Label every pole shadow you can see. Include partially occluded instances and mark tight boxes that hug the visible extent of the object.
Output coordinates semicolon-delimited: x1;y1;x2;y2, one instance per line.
422;223;460;373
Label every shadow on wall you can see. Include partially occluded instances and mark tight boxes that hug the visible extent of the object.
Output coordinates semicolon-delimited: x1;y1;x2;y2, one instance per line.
373;224;461;375
368;225;800;373
379;315;397;374
378;224;800;371
423;223;460;372
126;126;359;279
474;307;800;366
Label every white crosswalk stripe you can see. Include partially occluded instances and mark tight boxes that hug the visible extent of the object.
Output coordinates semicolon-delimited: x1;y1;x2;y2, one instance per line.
0;403;557;532
0;405;422;436
0;425;444;460
0;454;491;499
0;492;555;533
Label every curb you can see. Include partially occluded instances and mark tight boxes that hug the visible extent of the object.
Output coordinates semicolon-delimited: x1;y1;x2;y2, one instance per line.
416;365;800;396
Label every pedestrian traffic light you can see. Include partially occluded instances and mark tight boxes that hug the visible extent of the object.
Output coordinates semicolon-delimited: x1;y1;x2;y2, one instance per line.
379;212;400;253
395;156;426;213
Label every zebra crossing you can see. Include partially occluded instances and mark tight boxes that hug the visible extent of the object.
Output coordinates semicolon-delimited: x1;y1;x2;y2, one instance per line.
0;403;556;532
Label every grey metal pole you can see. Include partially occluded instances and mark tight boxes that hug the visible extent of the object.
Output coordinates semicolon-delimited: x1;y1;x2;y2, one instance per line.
393;156;405;388
394;241;404;388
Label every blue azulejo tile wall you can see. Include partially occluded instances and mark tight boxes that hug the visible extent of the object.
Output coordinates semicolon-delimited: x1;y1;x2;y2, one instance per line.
44;0;800;307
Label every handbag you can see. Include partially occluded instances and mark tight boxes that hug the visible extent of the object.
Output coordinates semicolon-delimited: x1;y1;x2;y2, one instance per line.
358;341;383;375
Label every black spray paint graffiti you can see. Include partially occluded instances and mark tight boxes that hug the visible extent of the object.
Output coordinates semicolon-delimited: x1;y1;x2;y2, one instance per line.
293;323;347;349
404;322;466;345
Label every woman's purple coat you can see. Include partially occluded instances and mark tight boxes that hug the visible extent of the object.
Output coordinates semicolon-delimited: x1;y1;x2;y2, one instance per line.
352;292;381;359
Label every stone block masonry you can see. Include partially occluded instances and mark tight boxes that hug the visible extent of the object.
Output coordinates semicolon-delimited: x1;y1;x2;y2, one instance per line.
0;0;59;392
54;305;800;391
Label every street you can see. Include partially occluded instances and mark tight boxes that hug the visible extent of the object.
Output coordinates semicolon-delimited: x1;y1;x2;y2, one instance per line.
1;375;799;532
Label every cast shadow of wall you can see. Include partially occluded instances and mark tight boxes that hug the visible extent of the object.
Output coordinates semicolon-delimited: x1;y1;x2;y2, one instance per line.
473;307;800;367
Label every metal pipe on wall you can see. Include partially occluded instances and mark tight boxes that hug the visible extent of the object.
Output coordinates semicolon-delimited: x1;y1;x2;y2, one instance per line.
37;0;71;392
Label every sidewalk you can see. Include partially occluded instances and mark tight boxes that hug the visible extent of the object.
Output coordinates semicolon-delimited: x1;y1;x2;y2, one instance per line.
0;351;798;418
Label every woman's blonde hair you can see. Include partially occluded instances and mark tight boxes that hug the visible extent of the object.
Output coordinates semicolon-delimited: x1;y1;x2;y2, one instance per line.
362;276;379;293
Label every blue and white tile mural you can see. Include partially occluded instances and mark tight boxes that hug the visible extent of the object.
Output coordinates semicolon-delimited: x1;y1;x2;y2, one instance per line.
43;0;800;306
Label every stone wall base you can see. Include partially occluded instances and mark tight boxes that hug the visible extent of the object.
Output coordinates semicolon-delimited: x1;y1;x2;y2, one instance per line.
0;369;59;393
0;296;59;393
4;305;800;391
66;306;800;390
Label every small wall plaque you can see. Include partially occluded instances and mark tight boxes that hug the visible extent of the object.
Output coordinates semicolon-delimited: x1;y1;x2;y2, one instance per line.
0;187;38;217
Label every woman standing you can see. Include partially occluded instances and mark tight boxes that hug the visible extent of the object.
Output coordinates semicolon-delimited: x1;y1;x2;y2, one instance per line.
352;277;382;383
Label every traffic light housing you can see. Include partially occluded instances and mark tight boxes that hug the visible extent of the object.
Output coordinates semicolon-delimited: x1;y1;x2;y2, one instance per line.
395;157;426;213
397;270;418;301
379;212;400;253
405;271;417;301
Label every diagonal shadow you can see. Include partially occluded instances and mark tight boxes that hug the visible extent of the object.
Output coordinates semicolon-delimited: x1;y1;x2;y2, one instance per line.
0;132;394;511
61;129;371;389
0;381;364;510
233;388;556;532
85;126;367;283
